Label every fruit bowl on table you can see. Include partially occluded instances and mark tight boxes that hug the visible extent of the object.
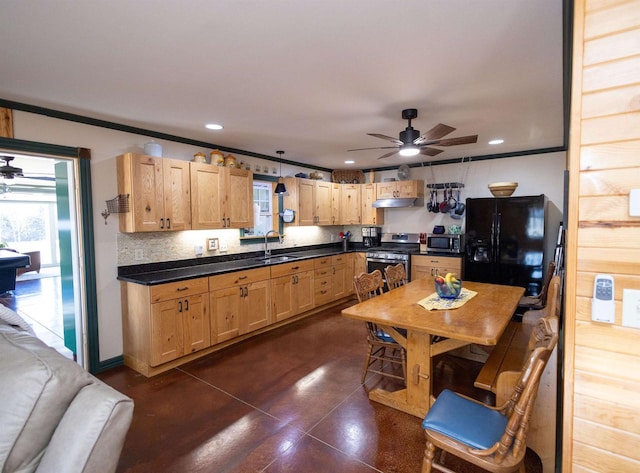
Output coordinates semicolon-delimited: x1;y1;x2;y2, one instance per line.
434;273;462;299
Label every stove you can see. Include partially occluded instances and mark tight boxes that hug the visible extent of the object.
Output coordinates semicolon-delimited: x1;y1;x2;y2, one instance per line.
365;233;420;282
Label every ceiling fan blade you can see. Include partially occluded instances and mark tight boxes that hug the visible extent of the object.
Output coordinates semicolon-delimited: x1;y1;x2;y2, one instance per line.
419;147;444;157
348;146;398;152
367;133;403;146
377;150;399;160
413;124;455;145
432;135;478;146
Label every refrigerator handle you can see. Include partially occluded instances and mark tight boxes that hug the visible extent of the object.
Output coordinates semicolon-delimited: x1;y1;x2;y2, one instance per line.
491;213;497;263
495;212;502;263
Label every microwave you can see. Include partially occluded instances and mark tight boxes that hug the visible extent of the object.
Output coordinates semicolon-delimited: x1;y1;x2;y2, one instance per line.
426;233;464;254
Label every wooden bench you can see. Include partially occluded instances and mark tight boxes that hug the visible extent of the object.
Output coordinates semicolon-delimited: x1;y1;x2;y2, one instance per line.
474;275;561;393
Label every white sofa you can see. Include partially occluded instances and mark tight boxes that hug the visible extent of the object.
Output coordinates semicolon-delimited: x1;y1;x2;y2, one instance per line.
0;306;133;473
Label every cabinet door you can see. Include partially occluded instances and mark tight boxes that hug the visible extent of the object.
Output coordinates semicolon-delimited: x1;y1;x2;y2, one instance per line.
241;280;271;334
210;286;241;343
315;180;333;225
150;300;184;366
128;154;165;232
341;184;361;224
297;179;316;225
353;252;366;278
294;270;315;314
376;181;397;199
412;265;434;281
227;168;254;228
190;162;225;229
183;294;210;354
162;159;192;231
396;180;420;198
332;264;349;300
361;183;383;225
272;275;294;322
331;183;341;224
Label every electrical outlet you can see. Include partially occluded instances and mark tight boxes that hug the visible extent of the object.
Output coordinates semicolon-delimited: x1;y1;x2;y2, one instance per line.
622;289;640;328
194;245;204;257
134;249;144;261
219;240;228;252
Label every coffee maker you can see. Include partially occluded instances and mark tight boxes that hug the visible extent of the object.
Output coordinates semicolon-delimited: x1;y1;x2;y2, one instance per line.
362;227;382;247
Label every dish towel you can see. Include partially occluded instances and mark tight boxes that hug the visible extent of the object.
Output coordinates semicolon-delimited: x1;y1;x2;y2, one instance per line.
417;288;478;311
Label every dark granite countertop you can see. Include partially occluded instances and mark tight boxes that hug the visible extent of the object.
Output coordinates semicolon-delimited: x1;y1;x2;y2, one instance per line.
118;244;366;286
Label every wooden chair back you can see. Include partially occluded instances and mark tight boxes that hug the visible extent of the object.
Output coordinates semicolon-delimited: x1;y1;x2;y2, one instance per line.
353;270;384;302
384;263;407;291
423;316;558;472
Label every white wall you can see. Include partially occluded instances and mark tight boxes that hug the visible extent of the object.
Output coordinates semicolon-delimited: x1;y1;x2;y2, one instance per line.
11;110;565;361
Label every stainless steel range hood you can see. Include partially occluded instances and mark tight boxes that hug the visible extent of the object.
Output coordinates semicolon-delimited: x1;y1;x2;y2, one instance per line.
372;197;424;208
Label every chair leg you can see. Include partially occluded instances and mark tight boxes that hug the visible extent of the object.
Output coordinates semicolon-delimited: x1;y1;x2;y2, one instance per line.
361;344;373;383
422;440;436;473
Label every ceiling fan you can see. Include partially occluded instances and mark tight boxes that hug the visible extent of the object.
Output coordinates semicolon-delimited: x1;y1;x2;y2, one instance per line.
0;155;55;181
348;108;478;160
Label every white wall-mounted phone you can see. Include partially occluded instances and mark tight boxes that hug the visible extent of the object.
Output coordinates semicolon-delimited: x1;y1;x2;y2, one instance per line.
592;274;615;323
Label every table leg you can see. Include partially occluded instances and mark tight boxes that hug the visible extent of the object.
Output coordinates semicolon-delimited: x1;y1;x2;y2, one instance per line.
368;330;432;418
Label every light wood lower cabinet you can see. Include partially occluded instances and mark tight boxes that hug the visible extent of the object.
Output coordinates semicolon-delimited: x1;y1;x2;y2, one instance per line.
411;255;462;281
122;277;210;372
209;267;271;343
271;259;315;322
122;254;356;377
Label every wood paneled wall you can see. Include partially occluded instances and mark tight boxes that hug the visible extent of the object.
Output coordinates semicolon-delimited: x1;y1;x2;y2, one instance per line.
565;1;640;471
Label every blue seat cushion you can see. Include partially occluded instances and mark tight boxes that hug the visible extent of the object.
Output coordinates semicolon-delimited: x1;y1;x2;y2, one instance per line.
422;389;508;450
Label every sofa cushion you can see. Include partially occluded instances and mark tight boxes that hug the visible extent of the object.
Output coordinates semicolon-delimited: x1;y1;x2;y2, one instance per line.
0;325;92;473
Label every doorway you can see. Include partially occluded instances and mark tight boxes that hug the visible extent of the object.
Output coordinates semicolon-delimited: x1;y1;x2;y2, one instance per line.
0;152;85;367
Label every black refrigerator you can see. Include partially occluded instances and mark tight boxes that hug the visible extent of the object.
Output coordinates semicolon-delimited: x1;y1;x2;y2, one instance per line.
464;195;547;296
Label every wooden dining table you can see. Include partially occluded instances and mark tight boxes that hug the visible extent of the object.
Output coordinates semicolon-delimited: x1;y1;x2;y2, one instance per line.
341;278;525;418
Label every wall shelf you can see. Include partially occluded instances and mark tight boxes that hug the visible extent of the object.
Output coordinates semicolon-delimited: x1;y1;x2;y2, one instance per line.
426;182;465;190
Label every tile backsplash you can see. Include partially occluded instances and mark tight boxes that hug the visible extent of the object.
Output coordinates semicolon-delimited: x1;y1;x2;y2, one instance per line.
117;226;344;266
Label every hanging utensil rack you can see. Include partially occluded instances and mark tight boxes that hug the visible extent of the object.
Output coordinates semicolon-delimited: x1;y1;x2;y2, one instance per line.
426;182;465;189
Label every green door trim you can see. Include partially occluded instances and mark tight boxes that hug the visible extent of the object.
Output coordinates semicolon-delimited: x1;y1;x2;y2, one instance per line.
0;136;108;374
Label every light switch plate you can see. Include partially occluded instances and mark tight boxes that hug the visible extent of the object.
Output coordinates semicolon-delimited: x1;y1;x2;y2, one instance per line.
207;237;219;251
622;289;640;328
194;245;204;257
630;189;640;216
219;240;228;252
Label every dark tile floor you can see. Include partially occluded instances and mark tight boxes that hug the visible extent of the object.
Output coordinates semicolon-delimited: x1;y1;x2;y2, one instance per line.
99;301;542;473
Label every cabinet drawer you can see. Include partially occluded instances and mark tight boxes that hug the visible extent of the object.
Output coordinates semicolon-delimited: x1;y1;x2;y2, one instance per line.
314;275;331;290
314;267;331;278
314;286;332;305
270;259;314;278
331;254;349;265
209;267;270;288
412;255;462;269
150;277;209;303
314;257;331;269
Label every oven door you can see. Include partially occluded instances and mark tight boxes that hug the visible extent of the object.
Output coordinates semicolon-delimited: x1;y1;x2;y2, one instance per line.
366;257;410;288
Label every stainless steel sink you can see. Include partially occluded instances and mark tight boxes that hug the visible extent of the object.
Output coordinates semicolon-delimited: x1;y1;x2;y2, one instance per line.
253;255;299;264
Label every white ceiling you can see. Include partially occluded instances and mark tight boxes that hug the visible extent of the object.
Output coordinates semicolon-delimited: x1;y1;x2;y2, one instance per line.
0;0;565;171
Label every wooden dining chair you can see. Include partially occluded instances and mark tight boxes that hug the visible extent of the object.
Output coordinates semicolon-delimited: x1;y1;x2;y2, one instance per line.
518;261;556;313
384;263;407;291
353;270;406;385
421;315;558;473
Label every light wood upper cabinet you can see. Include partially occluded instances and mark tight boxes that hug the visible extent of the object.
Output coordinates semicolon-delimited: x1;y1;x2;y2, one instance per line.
190;163;254;229
361;183;384;225
117;153;191;232
331;183;341;224
340;184;361;225
283;177;333;226
376;180;424;199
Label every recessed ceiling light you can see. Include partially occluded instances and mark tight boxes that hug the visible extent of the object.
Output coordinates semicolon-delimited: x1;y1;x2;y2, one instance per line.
488;139;504;145
344;160;355;164
205;123;223;130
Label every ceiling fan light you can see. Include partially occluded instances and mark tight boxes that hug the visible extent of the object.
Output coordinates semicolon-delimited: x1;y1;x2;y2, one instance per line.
399;146;420;157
